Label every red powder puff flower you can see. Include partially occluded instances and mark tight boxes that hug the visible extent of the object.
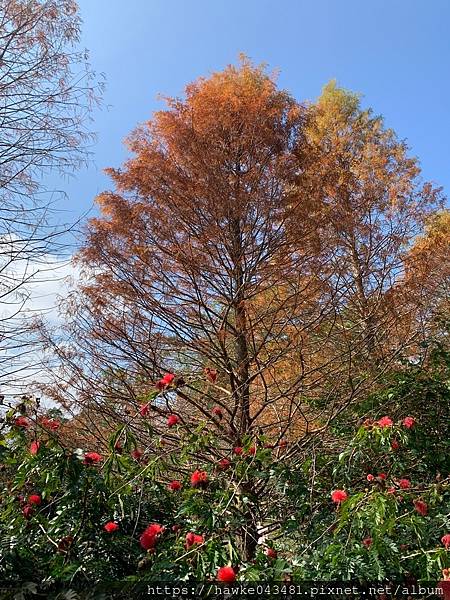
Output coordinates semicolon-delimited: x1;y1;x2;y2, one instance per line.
247;445;256;456
162;373;175;385
191;470;208;488
377;473;387;480
167;414;180;428
185;532;204;548
387;487;396;494
140;523;164;550
30;441;40;455
131;449;143;460
40;417;60;430
378;416;393;427
398;479;411;489
205;368;218;383
140;403;150;417
218;458;231;470
83;451;102;465
266;547;277;559
366;474;374;482
441;534;450;549
331;489;348;503
362;537;373;548
391;439;400;451
212;406;223;418
104;521;119;533
22;505;34;519
414;499;428;516
168;480;182;491
403;416;416;429
28;494;41;506
217;566;236;583
15;416;30;428
233;447;243;455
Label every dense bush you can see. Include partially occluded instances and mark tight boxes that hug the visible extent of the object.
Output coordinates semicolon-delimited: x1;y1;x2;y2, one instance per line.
0;349;449;595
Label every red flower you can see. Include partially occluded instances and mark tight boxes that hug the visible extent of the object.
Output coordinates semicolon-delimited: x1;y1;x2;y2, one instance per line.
14;416;30;428
403;416;416;429
398;478;411;489
185;532;204;548
162;373;175;385
30;441;40;455
167;414;180;428
40;417;60;430
331;489;348;504
266;547;277;559
104;521;119;533
378;416;393;428
28;494;41;506
387;487;396;494
168;480;182;491
212;406;223;418
247;445;256;456
377;473;387;481
140;403;150;417
217;566;236;583
391;439;400;451
366;474;374;482
140;523;164;550
218;458;231;470
131;449;143;460
205;368;218;383
191;470;208;488
83;451;102;465
414;499;428;516
362;537;373;548
22;505;34;519
441;534;450;549
233;447;243;455
155;373;176;390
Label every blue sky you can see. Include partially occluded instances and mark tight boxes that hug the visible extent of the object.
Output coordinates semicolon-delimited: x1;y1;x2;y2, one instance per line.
57;0;450;227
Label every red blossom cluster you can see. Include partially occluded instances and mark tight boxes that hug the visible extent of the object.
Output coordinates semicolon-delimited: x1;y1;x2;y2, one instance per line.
30;441;40;455
191;470;208;488
331;489;348;503
104;521;119;533
168;480;182;491
167;414;180;428
40;416;60;430
217;566;236;582
14;416;31;428
218;458;231;470
155;372;176;390
83;452;102;465
140;523;165;550
185;532;204;548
